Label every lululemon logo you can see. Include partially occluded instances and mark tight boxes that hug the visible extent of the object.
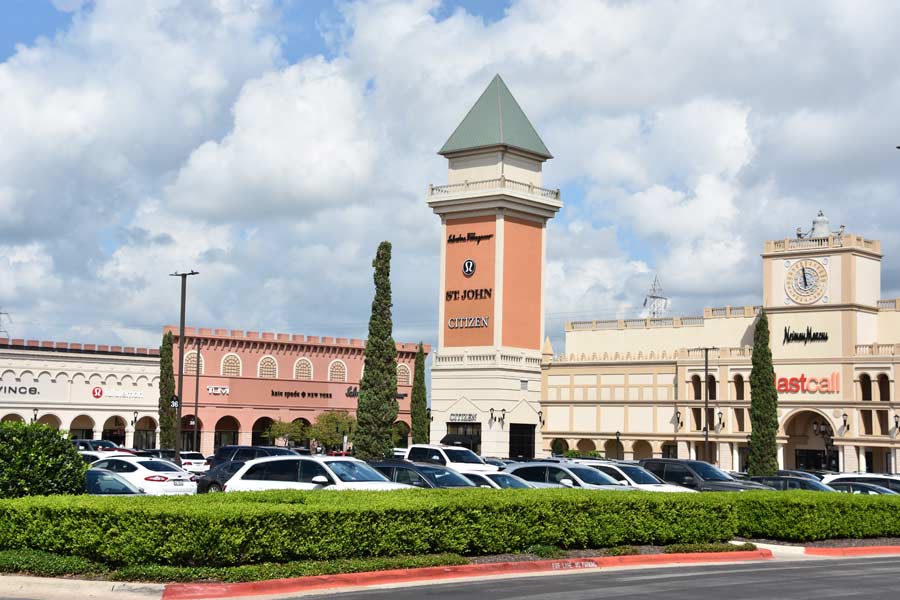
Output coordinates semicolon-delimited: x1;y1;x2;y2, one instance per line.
462;259;476;278
92;387;103;399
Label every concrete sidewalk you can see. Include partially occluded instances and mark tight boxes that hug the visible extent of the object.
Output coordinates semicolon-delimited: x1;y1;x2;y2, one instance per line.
0;575;164;600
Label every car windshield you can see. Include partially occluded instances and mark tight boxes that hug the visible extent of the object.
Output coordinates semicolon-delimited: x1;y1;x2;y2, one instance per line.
570;467;618;485
138;460;184;472
619;465;664;485
687;461;733;482
181;452;205;460
269;448;296;455
486;473;530;489
86;470;142;495
93;441;118;449
443;448;484;464
325;460;389;482
419;465;476;487
803;480;836;492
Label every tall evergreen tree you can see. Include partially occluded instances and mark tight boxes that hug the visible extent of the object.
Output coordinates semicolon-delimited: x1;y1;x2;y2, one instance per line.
158;331;177;449
354;241;399;459
748;310;779;476
410;342;428;444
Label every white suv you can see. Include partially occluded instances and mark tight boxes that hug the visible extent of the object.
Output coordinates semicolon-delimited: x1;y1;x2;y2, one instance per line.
224;456;411;492
404;444;499;473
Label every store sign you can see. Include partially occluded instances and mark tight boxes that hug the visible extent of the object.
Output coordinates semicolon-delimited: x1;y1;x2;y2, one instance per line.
448;232;493;245
345;386;408;400
449;413;478;422
0;385;39;396
445;288;492;301
447;316;490;329
92;388;144;399
775;372;840;394
783;326;829;345
207;386;229;395
271;389;333;399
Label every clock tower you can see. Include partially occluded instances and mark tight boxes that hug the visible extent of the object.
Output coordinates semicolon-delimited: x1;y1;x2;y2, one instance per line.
427;75;562;459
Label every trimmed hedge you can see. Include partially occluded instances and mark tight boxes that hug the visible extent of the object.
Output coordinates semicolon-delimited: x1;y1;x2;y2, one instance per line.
1;490;898;568
0;489;733;567
0;422;86;498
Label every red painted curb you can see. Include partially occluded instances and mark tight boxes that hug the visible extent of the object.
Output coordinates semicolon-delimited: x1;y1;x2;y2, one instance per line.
161;550;773;600
805;546;900;557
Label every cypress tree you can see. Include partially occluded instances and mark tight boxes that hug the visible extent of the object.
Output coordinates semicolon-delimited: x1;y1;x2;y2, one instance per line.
748;310;779;476
410;342;428;444
354;241;398;459
158;331;177;449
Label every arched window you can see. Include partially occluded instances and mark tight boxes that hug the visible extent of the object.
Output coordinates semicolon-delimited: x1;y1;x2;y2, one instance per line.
734;374;745;401
860;373;873;401
221;354;241;377
397;364;411;386
258;356;278;379
328;360;347;383
878;374;890;402
707;375;717;401
184;351;204;375
691;375;702;400
294;358;313;381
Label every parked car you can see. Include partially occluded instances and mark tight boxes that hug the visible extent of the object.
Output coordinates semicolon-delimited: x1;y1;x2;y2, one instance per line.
829;481;900;495
821;473;900;493
404;444;498;473
503;462;634;490
196;460;245;493
369;460;476;488
225;456;410;492
79;450;132;464
639;459;773;492
85;468;145;495
208;445;298;469
72;439;124;452
777;469;821;481
749;476;836;492
460;471;533;489
90;456;196;495
576;460;697;492
144;450;209;472
392;448;407;458
481;457;508;468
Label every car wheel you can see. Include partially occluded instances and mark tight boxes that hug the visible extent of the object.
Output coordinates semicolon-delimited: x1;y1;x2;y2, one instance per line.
207;483;222;493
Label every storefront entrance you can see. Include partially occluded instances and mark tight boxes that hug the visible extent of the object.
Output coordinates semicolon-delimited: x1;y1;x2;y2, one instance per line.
443;422;482;454
508;424;535;460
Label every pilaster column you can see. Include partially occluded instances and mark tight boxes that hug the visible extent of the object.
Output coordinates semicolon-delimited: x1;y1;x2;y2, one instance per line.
124;426;134;449
858;446;868;473
718;442;732;470
677;441;690;459
239;430;253;446
777;444;785;469
732;443;741;472
92;428;102;441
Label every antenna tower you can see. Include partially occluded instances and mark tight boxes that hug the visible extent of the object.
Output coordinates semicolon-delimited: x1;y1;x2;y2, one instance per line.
0;309;10;340
643;275;669;318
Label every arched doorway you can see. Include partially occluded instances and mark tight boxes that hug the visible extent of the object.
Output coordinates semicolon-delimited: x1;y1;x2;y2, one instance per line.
1;413;24;423
604;439;624;460
783;410;837;471
37;414;61;429
102;416;127;446
392;421;410;449
214;416;240;451
576;439;596;455
252;417;275;446
181;415;203;452
70;415;94;440
550;438;569;455
632;440;653;460
134;416;157;449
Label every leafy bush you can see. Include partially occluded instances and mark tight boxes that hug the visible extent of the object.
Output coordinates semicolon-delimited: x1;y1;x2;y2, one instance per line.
0;422;86;498
663;542;756;553
525;544;564;558
605;545;638;556
0;549;105;577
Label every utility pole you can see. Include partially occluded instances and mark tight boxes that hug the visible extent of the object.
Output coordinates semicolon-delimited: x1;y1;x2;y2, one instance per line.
691;346;718;463
193;336;201;452
170;270;199;466
0;309;11;339
642;275;669;319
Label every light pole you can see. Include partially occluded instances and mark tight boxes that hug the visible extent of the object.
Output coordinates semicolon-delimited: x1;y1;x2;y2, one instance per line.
193;336;201;452
691;347;718;463
170;270;198;466
615;430;621;460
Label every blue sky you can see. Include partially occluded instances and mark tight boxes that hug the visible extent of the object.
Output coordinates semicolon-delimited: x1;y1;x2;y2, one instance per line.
0;0;898;355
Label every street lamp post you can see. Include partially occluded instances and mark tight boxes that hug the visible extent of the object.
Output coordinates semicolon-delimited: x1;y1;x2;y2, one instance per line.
691;347;719;463
615;430;621;460
193;336;201;452
170;270;198;466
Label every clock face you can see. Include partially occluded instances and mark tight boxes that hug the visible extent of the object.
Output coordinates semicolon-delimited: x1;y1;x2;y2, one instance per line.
785;259;828;304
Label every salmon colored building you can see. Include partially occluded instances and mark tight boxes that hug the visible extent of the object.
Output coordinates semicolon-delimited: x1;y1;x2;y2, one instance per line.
167;326;428;457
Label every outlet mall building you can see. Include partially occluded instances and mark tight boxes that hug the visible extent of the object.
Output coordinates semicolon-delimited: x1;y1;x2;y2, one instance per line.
426;76;900;473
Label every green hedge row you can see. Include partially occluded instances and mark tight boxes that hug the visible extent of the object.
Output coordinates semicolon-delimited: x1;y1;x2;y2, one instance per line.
0;490;897;568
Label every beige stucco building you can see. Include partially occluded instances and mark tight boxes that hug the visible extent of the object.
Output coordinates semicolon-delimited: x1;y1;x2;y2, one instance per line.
542;212;900;474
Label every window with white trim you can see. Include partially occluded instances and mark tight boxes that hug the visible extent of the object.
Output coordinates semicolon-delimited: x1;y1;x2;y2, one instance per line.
184;352;204;376
397;364;411;386
222;355;241;377
259;357;278;379
294;358;313;381
329;361;347;383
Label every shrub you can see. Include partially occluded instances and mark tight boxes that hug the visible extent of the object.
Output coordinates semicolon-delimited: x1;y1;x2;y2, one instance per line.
0;422;86;498
605;545;638;556
664;542;756;553
0;549;105;577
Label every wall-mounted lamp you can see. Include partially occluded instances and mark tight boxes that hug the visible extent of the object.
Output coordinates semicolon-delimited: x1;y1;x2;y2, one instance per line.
812;419;820;435
674;410;684;431
895;414;900;430
717;411;724;429
842;412;849;431
32;408;38;424
132;411;138;427
537;410;545;426
489;408;506;426
426;408;433;422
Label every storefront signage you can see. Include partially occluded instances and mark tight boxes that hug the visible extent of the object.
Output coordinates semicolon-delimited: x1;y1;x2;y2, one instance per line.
783;326;829;345
345;386;408;400
91;387;144;399
445;288;492;301
0;385;39;396
775;372;840;394
271;390;333;399
448;232;493;245
447;316;490;329
449;413;478;422
207;386;229;395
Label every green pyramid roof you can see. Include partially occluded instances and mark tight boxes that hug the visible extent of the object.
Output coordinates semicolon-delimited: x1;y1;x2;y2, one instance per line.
439;75;552;159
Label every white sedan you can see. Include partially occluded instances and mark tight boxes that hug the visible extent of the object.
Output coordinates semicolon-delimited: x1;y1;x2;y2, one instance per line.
225;456;411;492
91;456;197;495
460;471;534;489
576;460;698;492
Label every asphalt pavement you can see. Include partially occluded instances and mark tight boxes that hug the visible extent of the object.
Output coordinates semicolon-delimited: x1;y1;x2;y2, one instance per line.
295;556;900;599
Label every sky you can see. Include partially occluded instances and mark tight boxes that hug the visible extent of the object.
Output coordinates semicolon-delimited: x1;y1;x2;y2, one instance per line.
0;0;899;359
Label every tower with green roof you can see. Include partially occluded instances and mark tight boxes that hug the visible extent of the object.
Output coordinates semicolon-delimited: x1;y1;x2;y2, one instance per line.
426;75;562;460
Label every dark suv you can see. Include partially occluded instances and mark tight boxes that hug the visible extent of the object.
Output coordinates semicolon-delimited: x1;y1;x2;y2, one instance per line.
368;460;475;488
640;459;773;491
208;445;297;468
749;475;835;492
